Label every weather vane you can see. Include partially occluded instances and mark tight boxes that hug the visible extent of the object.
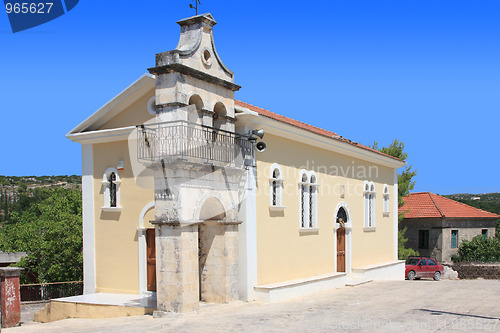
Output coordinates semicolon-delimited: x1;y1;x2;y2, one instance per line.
189;0;201;15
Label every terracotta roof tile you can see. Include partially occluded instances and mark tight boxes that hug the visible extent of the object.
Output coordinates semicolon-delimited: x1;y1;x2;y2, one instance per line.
400;192;500;219
234;100;402;162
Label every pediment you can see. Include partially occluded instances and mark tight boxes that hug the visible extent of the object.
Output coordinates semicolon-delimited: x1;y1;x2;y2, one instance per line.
67;74;155;136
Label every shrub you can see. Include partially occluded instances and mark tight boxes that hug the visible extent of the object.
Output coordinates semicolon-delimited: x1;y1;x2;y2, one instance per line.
457;235;500;263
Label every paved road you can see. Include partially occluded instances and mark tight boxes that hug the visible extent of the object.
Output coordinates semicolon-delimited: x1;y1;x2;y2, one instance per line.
6;279;500;332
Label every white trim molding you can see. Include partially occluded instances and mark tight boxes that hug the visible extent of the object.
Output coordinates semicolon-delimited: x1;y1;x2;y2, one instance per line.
363;181;376;230
393;169;399;261
235;110;406;169
82;144;96;294
101;167;122;211
333;202;352;230
383;184;390;216
238;164;258;301
138;201;155;294
269;163;284;208
66;73;154;135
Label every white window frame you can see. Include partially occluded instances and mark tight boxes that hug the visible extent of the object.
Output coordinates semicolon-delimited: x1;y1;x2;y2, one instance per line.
383;184;390;216
269;163;286;211
299;170;318;232
364;181;376;231
101;167;122;212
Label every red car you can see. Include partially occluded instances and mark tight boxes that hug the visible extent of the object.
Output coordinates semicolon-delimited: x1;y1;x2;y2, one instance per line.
405;257;444;281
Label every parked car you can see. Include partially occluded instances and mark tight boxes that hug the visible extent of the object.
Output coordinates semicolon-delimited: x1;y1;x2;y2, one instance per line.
405;257;444;281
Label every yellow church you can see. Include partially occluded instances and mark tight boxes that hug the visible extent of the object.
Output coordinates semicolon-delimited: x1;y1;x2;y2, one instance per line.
56;12;405;318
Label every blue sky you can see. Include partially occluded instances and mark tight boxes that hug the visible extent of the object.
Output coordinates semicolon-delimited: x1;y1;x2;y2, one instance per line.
0;0;499;195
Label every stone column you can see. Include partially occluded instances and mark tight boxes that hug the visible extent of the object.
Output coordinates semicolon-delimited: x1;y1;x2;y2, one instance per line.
0;267;23;328
223;222;240;302
153;222;199;315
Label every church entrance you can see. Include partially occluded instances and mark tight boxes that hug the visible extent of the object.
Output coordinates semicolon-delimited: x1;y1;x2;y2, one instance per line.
336;207;348;273
146;228;156;292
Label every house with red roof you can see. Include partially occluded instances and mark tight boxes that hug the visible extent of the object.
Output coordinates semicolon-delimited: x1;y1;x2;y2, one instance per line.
400;192;500;263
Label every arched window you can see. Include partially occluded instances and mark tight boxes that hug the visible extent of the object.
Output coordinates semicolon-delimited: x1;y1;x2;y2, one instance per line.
364;181;376;229
337;207;348;226
101;167;122;211
383;184;390;216
309;172;318;228
269;164;284;209
300;170;310;229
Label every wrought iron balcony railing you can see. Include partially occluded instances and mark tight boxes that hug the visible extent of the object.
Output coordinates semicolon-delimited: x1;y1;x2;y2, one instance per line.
137;121;254;168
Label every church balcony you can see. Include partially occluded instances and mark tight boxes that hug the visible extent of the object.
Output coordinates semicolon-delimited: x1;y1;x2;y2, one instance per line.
136;121;254;168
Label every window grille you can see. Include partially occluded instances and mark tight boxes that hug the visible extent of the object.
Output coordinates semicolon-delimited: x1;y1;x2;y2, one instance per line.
109;172;117;207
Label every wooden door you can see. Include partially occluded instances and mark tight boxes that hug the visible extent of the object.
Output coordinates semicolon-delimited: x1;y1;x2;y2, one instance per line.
146;229;156;292
337;228;346;272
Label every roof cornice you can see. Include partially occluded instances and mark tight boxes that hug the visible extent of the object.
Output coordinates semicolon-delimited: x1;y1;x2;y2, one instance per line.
236;109;405;169
66;126;135;144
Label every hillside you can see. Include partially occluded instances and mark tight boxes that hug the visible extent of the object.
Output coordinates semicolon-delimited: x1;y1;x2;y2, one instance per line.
444;193;500;216
0;175;81;222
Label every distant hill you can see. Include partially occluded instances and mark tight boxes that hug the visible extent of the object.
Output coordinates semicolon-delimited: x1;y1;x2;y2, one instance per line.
0;175;81;188
444;193;500;216
0;175;81;222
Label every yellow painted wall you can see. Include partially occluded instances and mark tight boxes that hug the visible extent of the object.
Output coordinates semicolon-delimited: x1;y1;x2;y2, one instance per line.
99;89;155;130
93;140;154;294
255;133;396;285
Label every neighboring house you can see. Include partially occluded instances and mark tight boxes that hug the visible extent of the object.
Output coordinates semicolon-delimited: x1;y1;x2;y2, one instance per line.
400;192;500;263
66;13;405;314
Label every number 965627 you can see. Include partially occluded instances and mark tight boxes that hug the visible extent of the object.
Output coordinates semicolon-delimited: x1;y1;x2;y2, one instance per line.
5;2;53;14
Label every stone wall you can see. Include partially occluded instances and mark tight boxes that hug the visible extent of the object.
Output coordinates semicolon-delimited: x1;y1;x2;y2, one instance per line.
452;262;500;279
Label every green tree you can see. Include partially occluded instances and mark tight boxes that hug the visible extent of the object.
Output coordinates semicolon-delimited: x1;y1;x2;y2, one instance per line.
457;235;500;262
372;139;418;259
0;188;82;283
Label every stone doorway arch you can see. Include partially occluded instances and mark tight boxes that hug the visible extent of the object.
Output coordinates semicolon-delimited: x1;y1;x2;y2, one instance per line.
198;196;239;303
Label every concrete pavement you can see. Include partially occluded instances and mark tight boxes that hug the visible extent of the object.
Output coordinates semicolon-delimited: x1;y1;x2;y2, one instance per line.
6;279;500;332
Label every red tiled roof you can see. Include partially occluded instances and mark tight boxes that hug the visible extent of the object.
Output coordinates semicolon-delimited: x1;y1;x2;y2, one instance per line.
234;100;402;162
400;192;500;219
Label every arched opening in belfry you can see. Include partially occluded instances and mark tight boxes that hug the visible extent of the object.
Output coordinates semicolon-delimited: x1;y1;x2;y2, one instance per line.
213;102;227;130
189;94;204;112
188;94;204;123
198;197;228;302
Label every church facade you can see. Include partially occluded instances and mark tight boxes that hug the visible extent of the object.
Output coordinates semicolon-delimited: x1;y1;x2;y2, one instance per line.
67;13;405;314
